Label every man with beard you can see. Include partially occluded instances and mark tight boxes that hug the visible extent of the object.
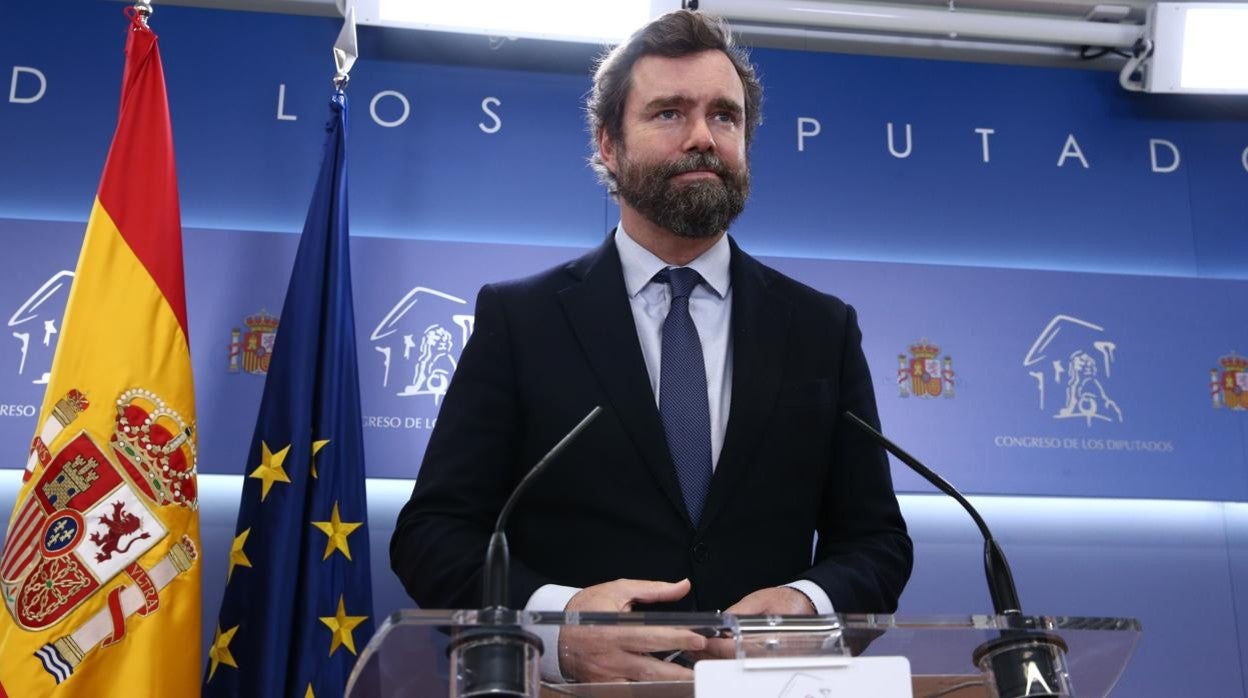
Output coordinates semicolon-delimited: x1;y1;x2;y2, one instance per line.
390;9;912;684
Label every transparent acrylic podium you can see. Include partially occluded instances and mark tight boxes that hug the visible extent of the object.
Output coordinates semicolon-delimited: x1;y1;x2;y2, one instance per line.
345;610;1140;698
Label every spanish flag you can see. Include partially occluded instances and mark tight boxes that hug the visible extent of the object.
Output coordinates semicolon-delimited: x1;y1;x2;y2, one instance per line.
0;9;201;696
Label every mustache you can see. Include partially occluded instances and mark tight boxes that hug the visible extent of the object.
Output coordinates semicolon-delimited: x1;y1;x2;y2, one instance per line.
655;152;735;180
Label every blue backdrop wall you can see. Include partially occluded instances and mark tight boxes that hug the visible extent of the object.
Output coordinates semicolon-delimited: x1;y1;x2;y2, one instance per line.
1;1;1247;695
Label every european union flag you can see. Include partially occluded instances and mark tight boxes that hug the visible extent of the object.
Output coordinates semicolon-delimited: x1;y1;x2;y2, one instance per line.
204;91;374;698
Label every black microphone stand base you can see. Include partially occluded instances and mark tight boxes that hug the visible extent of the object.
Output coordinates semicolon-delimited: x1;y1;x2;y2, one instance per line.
448;622;543;697
973;633;1073;698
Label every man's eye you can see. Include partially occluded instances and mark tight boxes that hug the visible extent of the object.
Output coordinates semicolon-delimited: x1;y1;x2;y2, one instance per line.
714;111;740;124
657;109;679;119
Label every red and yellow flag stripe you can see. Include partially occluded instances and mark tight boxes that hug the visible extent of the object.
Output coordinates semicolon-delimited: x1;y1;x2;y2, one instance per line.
0;11;200;696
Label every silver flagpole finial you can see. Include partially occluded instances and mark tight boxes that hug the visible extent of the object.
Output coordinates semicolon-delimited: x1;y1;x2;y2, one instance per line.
332;3;358;90
133;0;153;26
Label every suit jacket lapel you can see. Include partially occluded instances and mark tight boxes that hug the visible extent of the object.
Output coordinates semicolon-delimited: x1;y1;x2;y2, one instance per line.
558;235;692;526
698;240;791;534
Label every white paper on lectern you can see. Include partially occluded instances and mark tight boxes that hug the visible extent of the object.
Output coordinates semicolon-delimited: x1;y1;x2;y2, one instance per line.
694;656;912;697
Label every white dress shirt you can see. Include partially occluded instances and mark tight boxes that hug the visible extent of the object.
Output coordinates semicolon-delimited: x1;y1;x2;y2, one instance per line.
527;225;833;681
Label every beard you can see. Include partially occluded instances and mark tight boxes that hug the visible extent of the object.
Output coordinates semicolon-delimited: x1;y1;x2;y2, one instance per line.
614;149;750;239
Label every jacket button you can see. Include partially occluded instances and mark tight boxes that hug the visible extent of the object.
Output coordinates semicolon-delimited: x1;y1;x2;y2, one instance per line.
692;542;710;563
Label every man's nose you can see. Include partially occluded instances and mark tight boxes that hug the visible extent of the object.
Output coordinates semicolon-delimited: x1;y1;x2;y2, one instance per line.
683;115;716;153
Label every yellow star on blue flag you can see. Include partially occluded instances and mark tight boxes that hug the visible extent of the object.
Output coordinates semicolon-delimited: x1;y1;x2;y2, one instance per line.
311;502;363;561
248;441;291;501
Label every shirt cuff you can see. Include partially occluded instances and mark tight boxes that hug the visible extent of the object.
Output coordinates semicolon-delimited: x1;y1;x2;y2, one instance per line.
783;579;835;615
525;584;583;683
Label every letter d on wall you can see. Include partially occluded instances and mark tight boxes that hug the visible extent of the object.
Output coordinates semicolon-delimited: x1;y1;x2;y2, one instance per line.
9;66;46;104
1149;139;1181;173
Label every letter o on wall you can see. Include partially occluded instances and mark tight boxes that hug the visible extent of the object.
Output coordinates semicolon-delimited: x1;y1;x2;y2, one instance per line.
370;90;410;128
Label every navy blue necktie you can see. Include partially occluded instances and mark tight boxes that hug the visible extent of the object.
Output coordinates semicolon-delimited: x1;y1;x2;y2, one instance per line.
656;267;713;526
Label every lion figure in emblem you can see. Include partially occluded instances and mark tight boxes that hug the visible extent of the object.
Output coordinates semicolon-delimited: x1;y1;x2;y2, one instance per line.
88;501;150;562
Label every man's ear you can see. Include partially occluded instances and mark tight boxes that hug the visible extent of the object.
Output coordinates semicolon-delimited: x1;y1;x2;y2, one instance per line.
598;127;618;174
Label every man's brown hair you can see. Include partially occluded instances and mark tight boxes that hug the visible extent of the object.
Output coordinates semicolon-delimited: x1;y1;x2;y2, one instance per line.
587;10;764;193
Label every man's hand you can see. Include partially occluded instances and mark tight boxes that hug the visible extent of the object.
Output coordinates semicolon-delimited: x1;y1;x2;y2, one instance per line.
690;587;820;662
724;586;817;615
559;578;707;683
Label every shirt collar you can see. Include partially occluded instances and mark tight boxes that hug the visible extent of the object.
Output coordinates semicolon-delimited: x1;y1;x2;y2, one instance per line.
614;222;731;299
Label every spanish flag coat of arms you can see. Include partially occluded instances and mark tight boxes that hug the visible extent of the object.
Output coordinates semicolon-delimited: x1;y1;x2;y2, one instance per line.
0;10;201;696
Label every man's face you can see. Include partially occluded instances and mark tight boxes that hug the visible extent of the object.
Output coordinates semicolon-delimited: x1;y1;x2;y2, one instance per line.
601;50;750;239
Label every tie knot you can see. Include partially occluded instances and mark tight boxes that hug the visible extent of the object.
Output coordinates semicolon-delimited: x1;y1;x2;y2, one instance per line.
656;267;703;299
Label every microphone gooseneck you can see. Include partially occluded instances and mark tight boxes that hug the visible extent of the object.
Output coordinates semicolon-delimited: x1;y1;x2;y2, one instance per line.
450;406;603;698
842;410;1021;616
483;405;603;609
842;411;1073;698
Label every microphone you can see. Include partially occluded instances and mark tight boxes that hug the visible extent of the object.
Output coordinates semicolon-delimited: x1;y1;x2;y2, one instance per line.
842;411;1019;616
843;411;1073;698
449;406;603;698
483;405;604;609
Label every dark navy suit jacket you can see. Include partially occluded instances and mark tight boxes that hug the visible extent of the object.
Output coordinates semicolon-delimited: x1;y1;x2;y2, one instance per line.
390;234;912;613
